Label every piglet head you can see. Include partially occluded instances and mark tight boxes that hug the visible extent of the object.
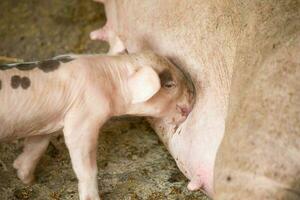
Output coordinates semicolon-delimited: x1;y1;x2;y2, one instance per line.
127;51;195;125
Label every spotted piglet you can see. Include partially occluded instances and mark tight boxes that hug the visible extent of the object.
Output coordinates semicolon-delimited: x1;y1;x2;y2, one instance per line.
0;51;195;200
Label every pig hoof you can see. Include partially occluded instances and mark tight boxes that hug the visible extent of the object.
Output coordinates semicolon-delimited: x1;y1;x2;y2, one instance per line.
13;158;35;185
187;179;202;191
90;30;101;40
17;169;35;185
13;158;21;169
81;195;100;200
90;29;108;41
86;197;100;200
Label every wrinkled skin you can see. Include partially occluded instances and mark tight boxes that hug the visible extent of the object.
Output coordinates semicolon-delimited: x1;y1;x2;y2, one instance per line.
91;0;300;199
0;51;194;200
214;2;300;199
91;0;233;196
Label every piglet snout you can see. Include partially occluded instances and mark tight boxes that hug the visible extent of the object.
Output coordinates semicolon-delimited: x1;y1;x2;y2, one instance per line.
177;105;191;117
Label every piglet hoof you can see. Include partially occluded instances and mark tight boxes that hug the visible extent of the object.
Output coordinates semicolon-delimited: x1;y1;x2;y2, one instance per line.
13;158;35;185
90;28;109;41
79;186;101;200
90;29;102;40
80;194;101;200
17;169;35;185
83;197;101;200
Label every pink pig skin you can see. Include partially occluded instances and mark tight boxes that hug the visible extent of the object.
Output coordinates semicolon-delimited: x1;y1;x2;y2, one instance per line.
91;0;300;199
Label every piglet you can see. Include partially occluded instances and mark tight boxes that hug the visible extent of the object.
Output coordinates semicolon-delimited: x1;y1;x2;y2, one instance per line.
0;51;195;200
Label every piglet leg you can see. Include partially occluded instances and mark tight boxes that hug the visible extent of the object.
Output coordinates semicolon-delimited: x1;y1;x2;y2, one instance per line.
108;35;126;55
90;23;125;55
64;113;103;200
13;135;51;184
90;24;111;41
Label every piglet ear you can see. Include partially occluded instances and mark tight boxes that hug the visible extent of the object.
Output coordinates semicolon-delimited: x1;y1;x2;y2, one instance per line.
128;67;161;104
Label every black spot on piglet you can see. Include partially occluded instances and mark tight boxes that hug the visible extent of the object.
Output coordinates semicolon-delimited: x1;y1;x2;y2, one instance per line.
56;56;74;63
159;69;175;88
38;60;60;72
10;75;31;89
16;63;37;71
21;77;30;89
0;64;12;70
11;75;21;89
0;80;2;90
159;70;173;83
0;55;74;72
37;56;74;72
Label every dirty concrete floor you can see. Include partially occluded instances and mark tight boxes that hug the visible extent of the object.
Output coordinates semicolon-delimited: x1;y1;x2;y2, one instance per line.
0;1;209;200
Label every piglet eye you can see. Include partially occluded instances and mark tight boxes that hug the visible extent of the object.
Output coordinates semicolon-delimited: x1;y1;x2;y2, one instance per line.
164;81;176;89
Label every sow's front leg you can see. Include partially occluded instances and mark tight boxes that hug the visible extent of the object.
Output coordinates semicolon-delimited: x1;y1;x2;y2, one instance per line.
90;23;125;55
90;0;125;55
